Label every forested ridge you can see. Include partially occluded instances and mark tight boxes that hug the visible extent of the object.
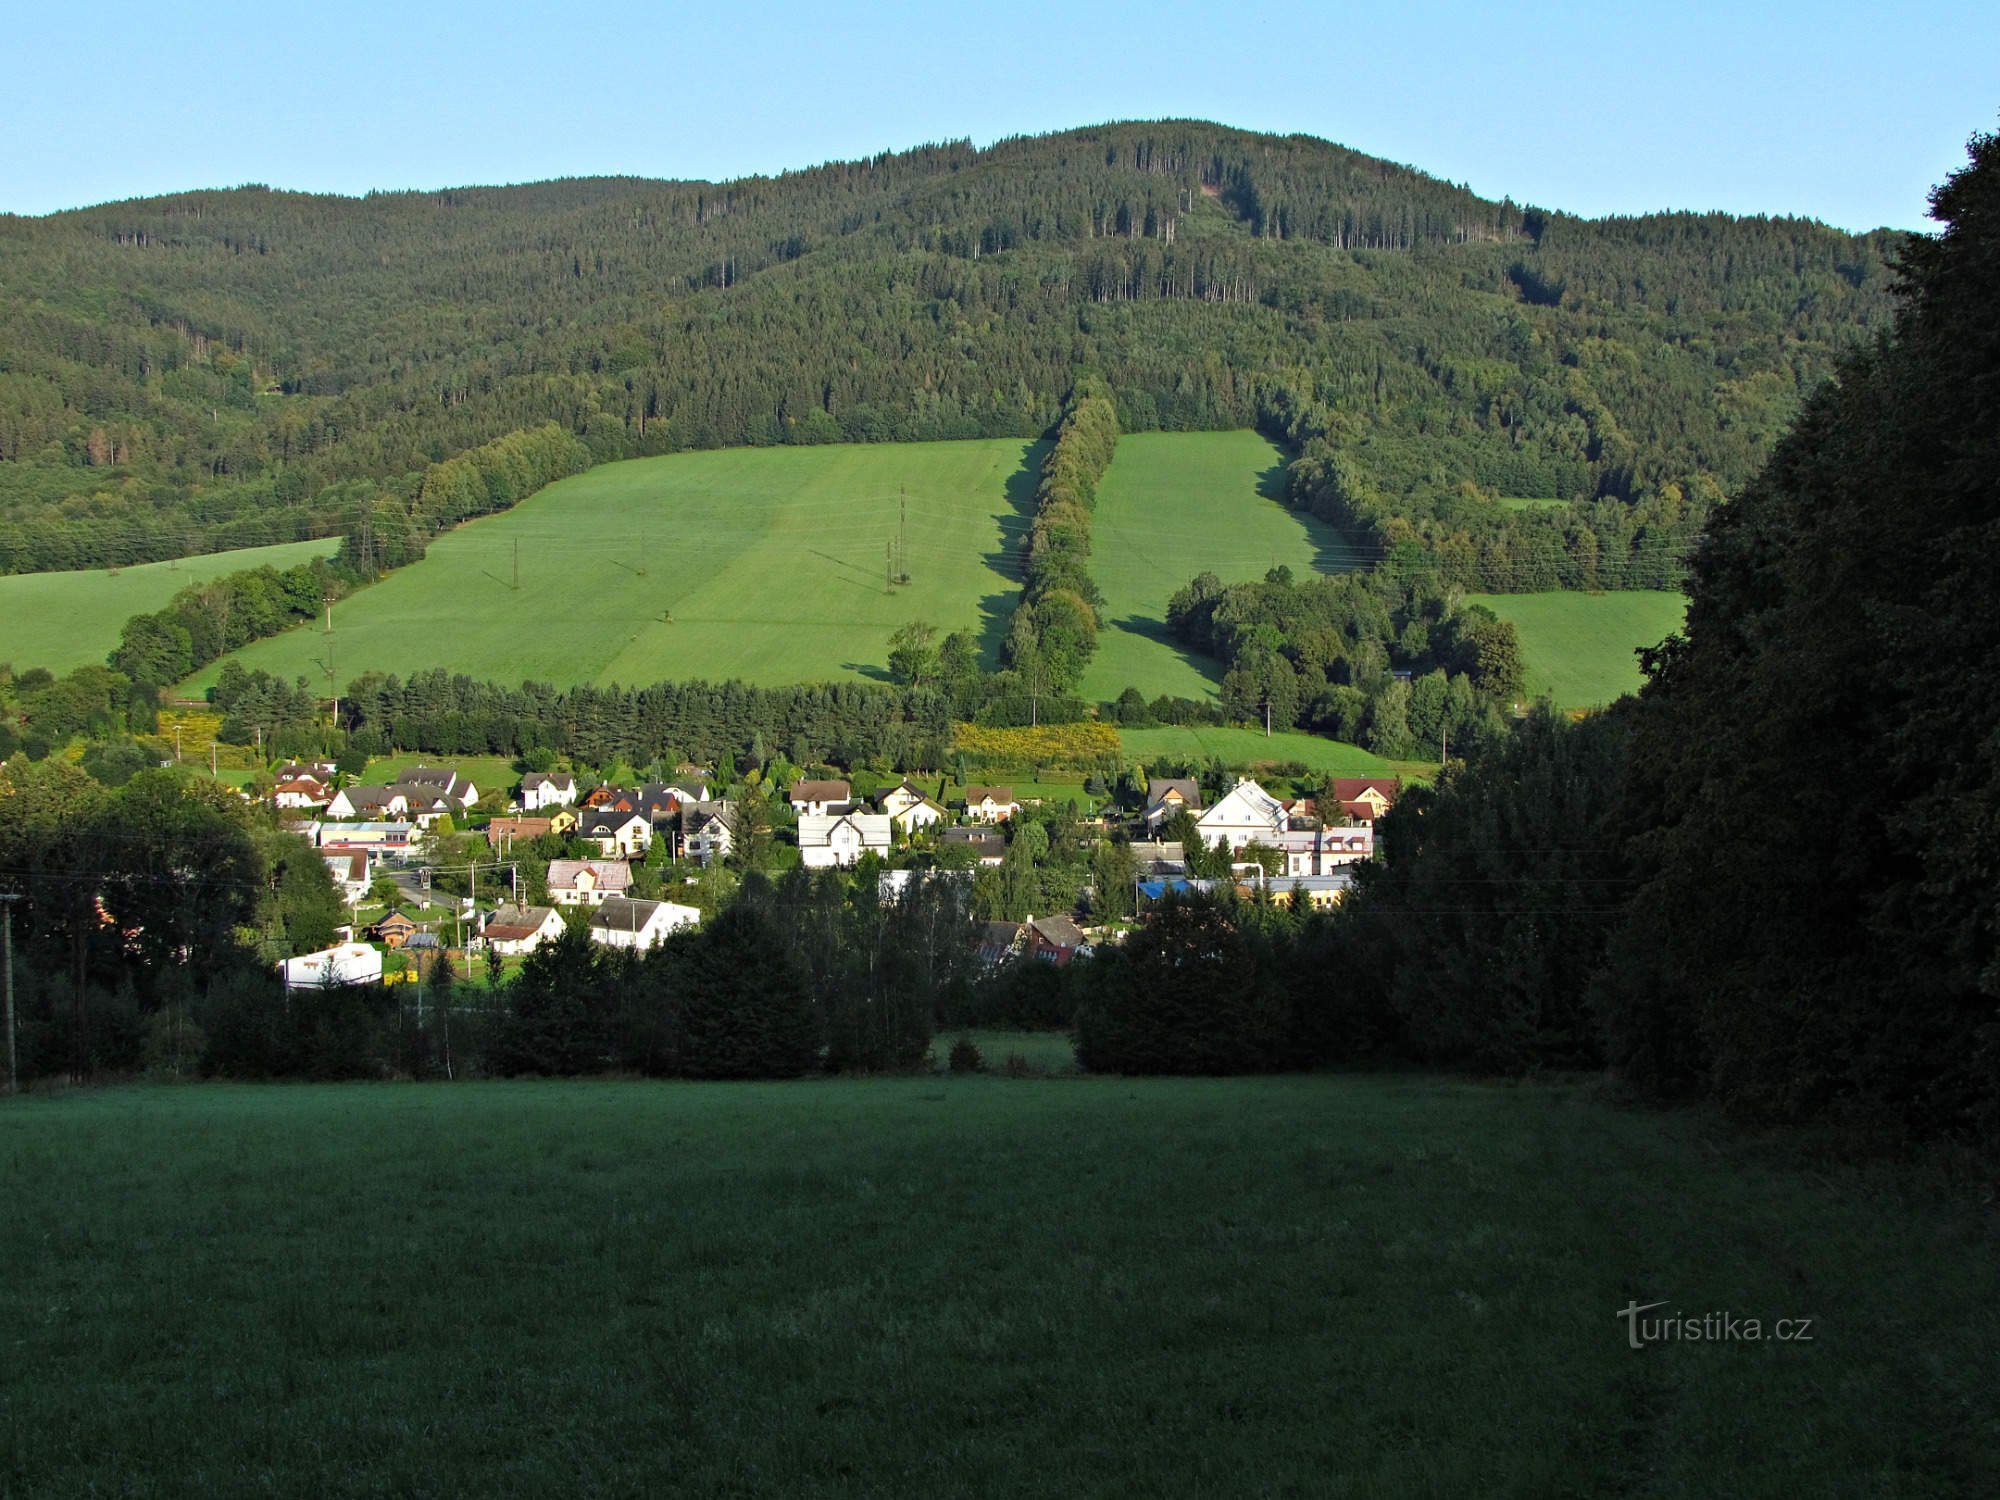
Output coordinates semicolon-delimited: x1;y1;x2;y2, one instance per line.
2;121;1898;581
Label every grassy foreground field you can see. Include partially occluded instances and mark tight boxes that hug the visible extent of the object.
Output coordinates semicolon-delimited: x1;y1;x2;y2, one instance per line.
0;538;338;675
1470;590;1688;708
1080;431;1362;704
3;1078;1993;1496
188;440;1044;694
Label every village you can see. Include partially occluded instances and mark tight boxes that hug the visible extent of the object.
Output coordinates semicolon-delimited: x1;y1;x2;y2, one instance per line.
268;757;1400;988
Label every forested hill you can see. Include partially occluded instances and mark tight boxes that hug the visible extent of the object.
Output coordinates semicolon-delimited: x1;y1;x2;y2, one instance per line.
0;121;1900;577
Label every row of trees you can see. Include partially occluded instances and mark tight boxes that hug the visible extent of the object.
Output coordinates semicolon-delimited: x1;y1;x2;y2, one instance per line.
1003;380;1119;706
109;556;353;688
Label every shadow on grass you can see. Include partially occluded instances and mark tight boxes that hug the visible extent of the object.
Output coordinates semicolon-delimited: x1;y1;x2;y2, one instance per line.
1257;459;1371;576
1108;614;1225;689
841;662;897;684
976;439;1052;668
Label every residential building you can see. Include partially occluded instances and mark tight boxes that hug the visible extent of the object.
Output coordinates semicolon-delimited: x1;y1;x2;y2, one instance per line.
1127;840;1186;877
577;809;652;858
790;779;853;817
1270;825;1374;877
1196;779;1289;851
396;765;479;807
518;772;578;811
588;896;700;951
877;780;945;834
940;827;1006;866
1023;913;1089;965
975;921;1025;968
480;904;565;957
274;775;333;811
486;817;554;849
1329;777;1401;823
961;785;1019;823
547;859;633;906
325;784;408;821
797;811;892;868
317;821;414;855
322;851;370;906
1142;778;1203;832
370;911;419;948
680;800;737;865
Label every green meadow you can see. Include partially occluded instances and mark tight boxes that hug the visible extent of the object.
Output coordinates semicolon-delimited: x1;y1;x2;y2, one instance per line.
2;1077;1993;1496
1117;724;1395;776
0;538;338;675
1080;431;1362;704
1470;591;1688;708
187;440;1046;694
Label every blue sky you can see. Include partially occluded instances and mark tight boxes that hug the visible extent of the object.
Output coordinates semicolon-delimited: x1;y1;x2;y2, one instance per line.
2;1;1993;230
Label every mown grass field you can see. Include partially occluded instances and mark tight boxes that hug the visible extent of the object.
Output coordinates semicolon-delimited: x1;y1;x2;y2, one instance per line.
2;1078;1993;1496
187;440;1046;694
0;538;338;675
1117;724;1396;776
1079;431;1363;704
1470;591;1687;708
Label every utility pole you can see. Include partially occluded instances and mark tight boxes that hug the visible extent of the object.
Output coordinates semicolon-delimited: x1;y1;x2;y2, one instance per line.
2;893;19;1097
210;742;218;778
513;537;520;591
886;541;894;594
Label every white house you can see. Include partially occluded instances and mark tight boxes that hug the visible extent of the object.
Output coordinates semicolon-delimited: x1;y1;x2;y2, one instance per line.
280;943;383;990
519;772;578;811
481;904;566;957
325;784;409;820
322;851;370;906
877;781;945;834
577;809;652;858
396;766;479;807
274;775;333;811
798;811;892;868
1271;825;1374;877
588;897;700;951
547;859;633;906
961;785;1020;823
790;779;853;817
1196;779;1289;851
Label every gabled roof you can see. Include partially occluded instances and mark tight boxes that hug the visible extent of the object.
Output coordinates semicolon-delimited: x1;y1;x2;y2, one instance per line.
790;778;852;804
483;904;558;943
521;772;575;791
963;785;1016;805
1198;779;1286;828
578;808;649;835
941;826;1005;847
322;852;367;881
1028;914;1087;949
797;811;892;848
373;910;417;932
546;858;633;891
588;897;671;931
1330;777;1400;803
1146;778;1201;808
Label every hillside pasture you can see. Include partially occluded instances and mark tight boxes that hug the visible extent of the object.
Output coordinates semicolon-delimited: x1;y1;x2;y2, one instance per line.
1080;431;1364;704
0;539;338;675
1117;724;1395;776
1470;590;1687;708
187;440;1044;694
1;1078;1993;1496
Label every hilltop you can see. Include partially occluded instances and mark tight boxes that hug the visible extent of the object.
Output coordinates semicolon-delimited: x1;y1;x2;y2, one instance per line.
1;120;1900;582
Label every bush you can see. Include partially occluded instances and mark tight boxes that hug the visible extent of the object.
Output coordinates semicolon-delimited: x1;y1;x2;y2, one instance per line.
948;1037;984;1073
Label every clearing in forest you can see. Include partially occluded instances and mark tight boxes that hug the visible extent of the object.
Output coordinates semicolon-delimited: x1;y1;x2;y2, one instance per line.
1468;590;1687;708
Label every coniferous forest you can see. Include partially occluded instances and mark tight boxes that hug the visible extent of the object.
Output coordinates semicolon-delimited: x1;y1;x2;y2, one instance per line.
1;122;1898;586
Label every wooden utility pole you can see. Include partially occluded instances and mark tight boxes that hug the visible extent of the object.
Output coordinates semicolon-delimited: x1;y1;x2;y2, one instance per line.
513;537;520;591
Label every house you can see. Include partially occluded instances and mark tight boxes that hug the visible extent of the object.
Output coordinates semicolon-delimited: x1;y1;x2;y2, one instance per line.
273;775;332;811
582;783;634;811
518;772;578;811
396;765;479;807
588;896;700;951
547;859;633;906
877;780;945;834
486;816;554;849
797;811;892;868
1274;871;1356;910
325;784;408;821
1270;825;1374;877
975;921;1026;968
1329;777;1401;823
577;808;652;858
1196;779;1289;851
940;827;1006;866
370;910;419;949
276;759;337;783
321;851;370;906
397;791;466;829
480;903;565;957
279;942;383;990
1141;778;1203;832
790;779;853;817
961;785;1019;823
1023;913;1089;965
680;800;737;865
